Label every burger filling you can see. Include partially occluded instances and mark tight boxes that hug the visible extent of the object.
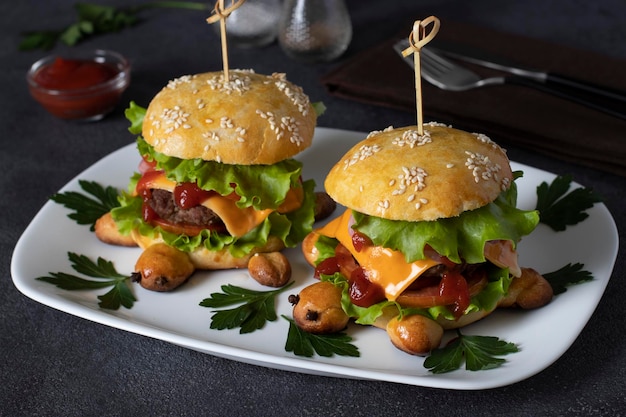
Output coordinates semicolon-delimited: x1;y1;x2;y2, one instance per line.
311;175;540;324
111;138;316;258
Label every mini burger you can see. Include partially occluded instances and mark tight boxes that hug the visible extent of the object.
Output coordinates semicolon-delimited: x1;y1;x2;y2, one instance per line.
293;123;553;355
95;69;325;291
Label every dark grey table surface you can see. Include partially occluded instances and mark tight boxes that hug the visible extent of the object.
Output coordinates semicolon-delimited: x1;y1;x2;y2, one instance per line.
2;1;625;416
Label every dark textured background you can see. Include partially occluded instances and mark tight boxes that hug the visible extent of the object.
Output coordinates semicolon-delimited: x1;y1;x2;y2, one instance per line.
1;1;625;415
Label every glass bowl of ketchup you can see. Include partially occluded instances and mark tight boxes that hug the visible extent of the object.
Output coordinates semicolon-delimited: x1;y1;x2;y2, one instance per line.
27;49;130;121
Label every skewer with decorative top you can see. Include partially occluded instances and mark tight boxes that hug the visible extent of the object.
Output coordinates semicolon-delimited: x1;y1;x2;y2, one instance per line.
401;16;440;136
207;0;246;82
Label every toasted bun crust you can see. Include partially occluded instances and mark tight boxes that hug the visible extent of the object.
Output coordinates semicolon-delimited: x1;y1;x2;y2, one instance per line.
131;230;285;270
324;124;513;221
143;70;317;165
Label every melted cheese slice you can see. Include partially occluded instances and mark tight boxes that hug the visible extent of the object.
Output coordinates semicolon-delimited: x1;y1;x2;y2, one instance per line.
317;209;440;300
139;172;302;238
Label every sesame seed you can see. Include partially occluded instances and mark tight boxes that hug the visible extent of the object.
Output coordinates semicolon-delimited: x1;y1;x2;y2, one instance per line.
472;132;498;149
392;129;432;148
207;71;252;95
166;75;193;90
388;166;428;208
464;150;502;184
367;126;394;138
377;200;390;210
343;144;382;169
274;77;311;116
159;106;190;132
220;117;234;128
446;163;455;168
424;121;450;128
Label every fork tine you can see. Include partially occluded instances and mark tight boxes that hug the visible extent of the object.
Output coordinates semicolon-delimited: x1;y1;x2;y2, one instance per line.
421;48;456;70
420;51;447;77
420;48;456;78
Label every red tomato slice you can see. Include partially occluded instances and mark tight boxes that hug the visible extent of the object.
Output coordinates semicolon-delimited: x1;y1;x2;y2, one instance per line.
396;271;487;309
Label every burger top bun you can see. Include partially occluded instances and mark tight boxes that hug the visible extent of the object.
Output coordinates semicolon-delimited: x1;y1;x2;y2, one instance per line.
142;70;317;165
324;123;513;222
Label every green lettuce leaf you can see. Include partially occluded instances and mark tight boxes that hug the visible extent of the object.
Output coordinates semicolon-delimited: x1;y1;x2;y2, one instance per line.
352;176;539;264
124;101;145;134
137;138;305;210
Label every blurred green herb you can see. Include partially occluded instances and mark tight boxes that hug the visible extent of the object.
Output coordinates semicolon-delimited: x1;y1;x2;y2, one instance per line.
535;174;602;231
37;252;136;310
20;2;210;51
50;180;120;231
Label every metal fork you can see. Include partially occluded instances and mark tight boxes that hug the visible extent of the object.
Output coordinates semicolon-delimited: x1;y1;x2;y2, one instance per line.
394;42;626;120
420;48;504;91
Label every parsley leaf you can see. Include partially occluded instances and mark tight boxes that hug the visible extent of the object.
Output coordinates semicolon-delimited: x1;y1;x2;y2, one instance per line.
50;180;120;231
424;330;518;374
543;263;593;295
283;316;360;358
20;2;209;51
37;252;135;310
535;174;602;231
199;283;294;334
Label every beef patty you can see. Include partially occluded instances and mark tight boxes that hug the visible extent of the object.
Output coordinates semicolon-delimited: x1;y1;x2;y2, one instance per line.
149;189;225;228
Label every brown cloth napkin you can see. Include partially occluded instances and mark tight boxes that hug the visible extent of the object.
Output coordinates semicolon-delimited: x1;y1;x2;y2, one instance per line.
322;21;626;176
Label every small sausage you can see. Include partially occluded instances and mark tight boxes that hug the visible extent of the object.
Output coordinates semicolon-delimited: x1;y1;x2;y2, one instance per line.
301;231;321;267
314;191;337;222
248;252;291;287
386;314;444;356
134;243;195;292
292;281;349;334
499;267;553;309
94;212;137;247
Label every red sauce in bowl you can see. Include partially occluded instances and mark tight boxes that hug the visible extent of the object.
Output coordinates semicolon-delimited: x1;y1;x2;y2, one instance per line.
33;58;119;90
27;50;130;121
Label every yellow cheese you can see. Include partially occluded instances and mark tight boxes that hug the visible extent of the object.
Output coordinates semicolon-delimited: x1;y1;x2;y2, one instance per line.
139;172;302;238
202;197;272;237
318;209;440;300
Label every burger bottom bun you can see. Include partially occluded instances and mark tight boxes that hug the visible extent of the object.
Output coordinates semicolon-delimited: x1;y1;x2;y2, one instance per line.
130;230;285;270
434;307;497;330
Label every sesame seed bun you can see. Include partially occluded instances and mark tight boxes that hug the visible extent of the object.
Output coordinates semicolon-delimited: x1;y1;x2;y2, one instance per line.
143;70;317;165
324;123;513;222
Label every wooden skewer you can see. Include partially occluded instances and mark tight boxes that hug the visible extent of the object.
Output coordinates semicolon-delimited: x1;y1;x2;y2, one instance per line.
401;16;440;136
206;0;246;82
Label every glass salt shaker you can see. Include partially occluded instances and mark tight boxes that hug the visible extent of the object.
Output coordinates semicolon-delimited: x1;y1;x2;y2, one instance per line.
217;0;282;48
278;0;352;62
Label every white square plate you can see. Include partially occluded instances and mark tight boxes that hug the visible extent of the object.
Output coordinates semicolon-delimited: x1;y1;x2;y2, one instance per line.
11;127;619;389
